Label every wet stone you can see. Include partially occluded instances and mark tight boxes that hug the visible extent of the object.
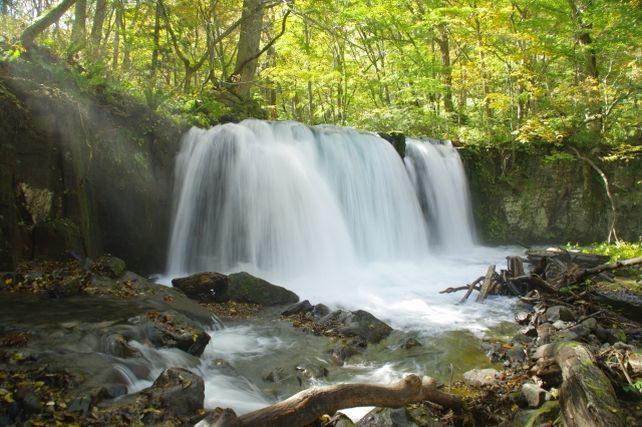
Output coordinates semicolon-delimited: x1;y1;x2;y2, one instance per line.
521;382;549;408
281;300;313;316
402;337;423;350
515;311;530;324
463;368;500;387
545;305;575;323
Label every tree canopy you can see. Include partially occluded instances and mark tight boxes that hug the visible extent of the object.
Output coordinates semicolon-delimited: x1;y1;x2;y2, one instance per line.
1;0;640;147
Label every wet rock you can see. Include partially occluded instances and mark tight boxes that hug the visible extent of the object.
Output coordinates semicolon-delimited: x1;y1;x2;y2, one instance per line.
402;337;423;350
515;311;530;325
198;407;240;427
521;382;549;408
506;343;526;364
463;368;500;387
325;412;357;427
68;396;91;416
227;272;299;306
210;358;238;376
103;334;141;358
519;325;537;337
281;300;313;316
320;310;392;344
262;367;295;384
545;305;575;322
172;272;230;303
513;400;560;427
357;407;417;427
552;320;571;330
312;303;331;318
580;317;598;331
331;337;367;364
98;367;204;424
536;324;557;344
91;255;127;279
295;363;329;380
129;310;210;356
406;405;447;426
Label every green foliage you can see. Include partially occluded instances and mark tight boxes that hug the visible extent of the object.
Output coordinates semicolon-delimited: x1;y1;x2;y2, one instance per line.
4;0;640;145
623;380;642;394
565;241;642;262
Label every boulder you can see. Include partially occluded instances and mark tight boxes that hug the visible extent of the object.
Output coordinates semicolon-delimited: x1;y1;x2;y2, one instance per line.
227;272;299;306
172;272;230;303
319;310;392;344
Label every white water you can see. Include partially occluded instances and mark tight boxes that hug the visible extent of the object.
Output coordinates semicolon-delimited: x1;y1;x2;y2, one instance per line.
161;119;518;417
405;138;476;251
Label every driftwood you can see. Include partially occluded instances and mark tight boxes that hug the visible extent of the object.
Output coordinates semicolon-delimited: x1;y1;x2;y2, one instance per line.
201;374;461;427
443;251;642;302
533;342;625;427
476;265;496;302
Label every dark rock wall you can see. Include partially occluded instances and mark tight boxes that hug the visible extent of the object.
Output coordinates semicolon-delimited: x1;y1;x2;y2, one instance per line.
461;146;642;245
0;59;183;273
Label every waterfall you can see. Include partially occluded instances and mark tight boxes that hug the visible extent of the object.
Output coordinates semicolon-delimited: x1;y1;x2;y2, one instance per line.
167;120;475;278
404;138;476;251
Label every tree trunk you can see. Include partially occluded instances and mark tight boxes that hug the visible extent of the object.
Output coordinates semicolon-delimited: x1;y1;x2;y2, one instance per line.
20;0;77;48
112;0;123;70
90;0;107;59
232;0;264;100
150;0;162;81
436;29;454;114
70;0;86;50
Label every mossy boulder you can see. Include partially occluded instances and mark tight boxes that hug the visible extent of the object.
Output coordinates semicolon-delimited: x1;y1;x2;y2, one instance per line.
226;272;299;306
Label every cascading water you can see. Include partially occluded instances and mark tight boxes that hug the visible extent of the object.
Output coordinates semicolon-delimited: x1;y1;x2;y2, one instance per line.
404;138;476;251
167;120;432;279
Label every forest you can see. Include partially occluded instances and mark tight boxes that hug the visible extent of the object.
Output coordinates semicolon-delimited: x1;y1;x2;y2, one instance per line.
1;0;640;149
2;1;642;427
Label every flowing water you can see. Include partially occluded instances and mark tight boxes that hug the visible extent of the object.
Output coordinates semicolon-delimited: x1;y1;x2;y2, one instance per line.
162;120;518;417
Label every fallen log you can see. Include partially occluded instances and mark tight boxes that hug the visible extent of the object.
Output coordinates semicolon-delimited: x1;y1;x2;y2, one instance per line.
202;374;461;427
533;342;625;427
573;256;642;283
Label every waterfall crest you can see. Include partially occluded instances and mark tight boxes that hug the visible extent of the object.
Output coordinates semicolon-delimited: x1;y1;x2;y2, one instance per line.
167;120;474;278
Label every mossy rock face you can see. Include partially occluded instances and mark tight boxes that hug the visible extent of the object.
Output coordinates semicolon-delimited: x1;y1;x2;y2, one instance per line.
460;145;642;245
227;272;299;306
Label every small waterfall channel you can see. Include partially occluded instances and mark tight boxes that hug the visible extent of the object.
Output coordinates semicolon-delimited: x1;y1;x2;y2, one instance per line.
162;119;515;417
